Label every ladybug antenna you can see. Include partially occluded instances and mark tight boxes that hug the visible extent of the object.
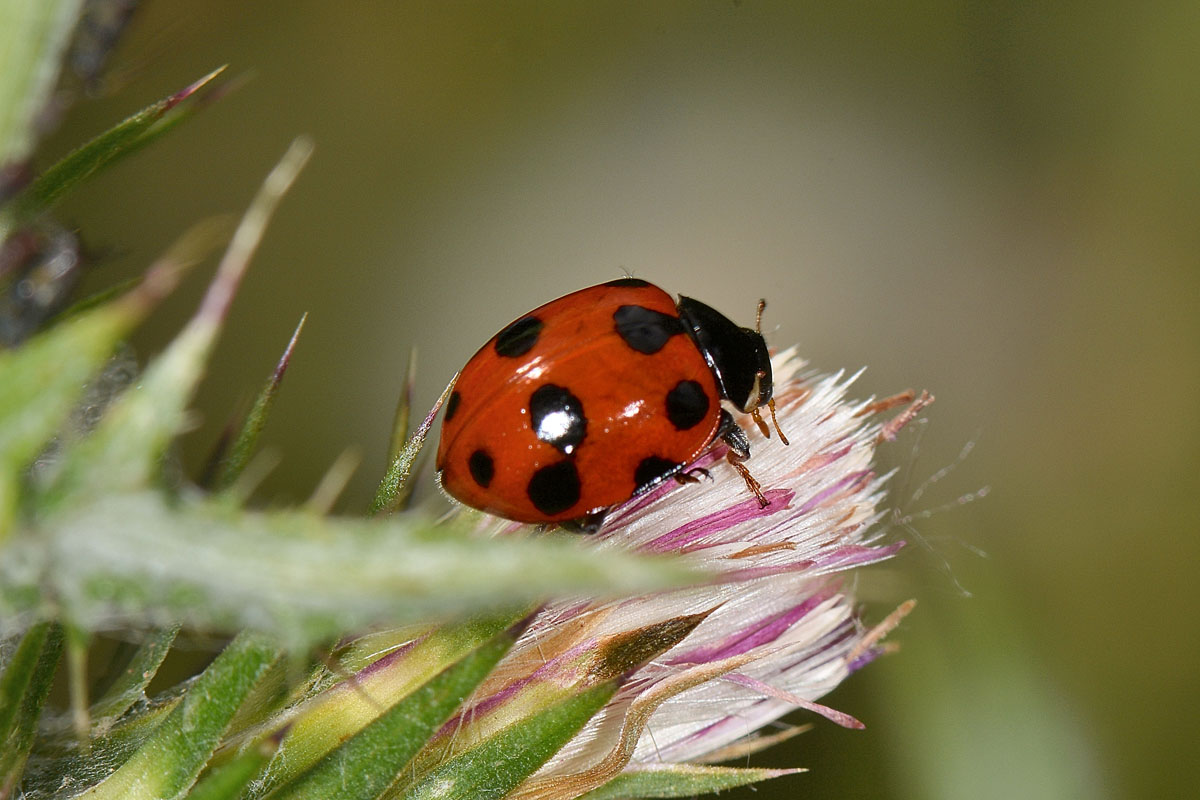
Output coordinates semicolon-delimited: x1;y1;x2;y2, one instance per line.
749;299;789;446
768;396;789;445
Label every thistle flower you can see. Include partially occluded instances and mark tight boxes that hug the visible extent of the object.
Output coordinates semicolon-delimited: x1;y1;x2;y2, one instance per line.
416;349;914;798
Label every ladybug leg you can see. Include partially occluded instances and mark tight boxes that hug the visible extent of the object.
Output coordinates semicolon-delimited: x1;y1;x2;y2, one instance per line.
673;466;712;485
726;450;767;507
717;410;769;507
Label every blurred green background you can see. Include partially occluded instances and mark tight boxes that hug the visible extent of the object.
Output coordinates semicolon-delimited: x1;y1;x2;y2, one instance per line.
39;2;1197;798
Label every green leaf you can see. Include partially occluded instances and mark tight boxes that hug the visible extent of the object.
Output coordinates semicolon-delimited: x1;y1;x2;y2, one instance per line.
184;736;281;800
264;621;522;800
388;347;418;462
0;622;63;797
0;66;226;238
398;682;618;800
208;313;307;492
0;0;84;165
0;298;138;472
89;626;179;722
579;765;803;799
258;611;528;795
76;632;282;800
370;370;451;516
22;695;180;799
2;491;698;645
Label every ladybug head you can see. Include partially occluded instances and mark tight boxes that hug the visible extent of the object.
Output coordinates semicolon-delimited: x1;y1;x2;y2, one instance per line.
677;295;774;413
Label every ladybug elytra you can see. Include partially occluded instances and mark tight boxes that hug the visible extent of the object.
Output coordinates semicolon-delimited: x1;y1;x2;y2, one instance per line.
435;278;786;530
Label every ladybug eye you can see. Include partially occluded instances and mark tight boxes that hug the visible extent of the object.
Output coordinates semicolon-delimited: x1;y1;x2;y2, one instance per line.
743;369;767;413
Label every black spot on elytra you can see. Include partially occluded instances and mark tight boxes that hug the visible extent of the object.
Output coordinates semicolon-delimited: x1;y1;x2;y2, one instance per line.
527;461;581;515
612;305;683;354
634;455;682;491
468;449;494;488
494;316;542;358
444;390;461;422
529;384;587;454
666;379;710;431
603;277;651;288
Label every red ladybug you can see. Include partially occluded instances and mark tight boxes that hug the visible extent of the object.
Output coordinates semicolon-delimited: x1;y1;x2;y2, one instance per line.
436;278;786;529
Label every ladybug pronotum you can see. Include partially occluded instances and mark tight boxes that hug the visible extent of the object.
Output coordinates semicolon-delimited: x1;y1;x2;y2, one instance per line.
436;278;786;530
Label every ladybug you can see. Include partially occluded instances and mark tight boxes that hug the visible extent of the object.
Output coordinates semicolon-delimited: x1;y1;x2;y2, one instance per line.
436;278;787;529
